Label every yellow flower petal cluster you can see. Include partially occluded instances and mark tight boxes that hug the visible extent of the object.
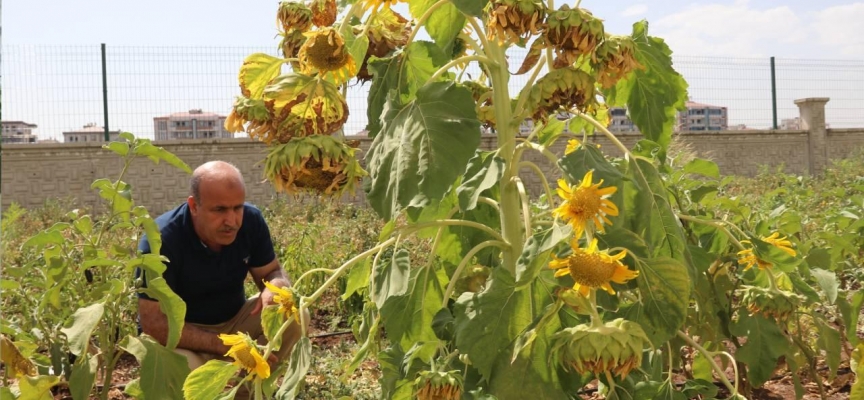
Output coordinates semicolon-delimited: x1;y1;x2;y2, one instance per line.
549;238;638;296
553;170;618;239
218;333;270;380
298;28;358;85
264;281;300;322
736;232;797;271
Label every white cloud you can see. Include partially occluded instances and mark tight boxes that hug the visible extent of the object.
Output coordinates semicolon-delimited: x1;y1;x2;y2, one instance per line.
812;3;864;57
621;4;648;17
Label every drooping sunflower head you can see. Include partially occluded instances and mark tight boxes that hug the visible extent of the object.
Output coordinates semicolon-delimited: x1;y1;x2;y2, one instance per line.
218;332;270;380
552;170;618;238
527;67;597;121
356;8;411;82
552;318;649;378
738;285;804;321
277;1;313;32
544;5;605;67
761;232;797;257
736;232;797;271
414;370;463;400
564;139;580;155
592;35;642;88
264;135;366;195
487;0;546;44
549;238;636;296
309;0;337;27
298;28;358;85
279;29;308;66
263;281;300;322
224;96;285;143
264;72;349;139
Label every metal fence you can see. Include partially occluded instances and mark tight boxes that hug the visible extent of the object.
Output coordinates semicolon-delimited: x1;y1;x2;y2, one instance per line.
3;44;863;142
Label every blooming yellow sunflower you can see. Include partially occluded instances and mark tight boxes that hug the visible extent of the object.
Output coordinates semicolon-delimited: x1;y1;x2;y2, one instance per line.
553;170;619;239
264;281;300;322
736;232;796;271
298;28;358;85
218;333;270;380
564;139;580;155
549;238;638;296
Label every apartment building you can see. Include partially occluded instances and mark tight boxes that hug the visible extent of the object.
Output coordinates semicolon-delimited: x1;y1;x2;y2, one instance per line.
677;101;728;131
63;123;121;143
2;121;39;144
153;109;230;141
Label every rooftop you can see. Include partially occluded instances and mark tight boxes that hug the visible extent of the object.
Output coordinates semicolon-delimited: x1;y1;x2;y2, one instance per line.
685;101;726;109
155;109;225;119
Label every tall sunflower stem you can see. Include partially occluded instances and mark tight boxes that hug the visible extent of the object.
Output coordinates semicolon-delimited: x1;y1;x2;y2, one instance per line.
588;290;603;328
676;214;746;251
466;17;492;53
302;237;397;305
338;1;364;31
512;176;533;234
254;381;264;400
441;240;510;307
676;330;738;396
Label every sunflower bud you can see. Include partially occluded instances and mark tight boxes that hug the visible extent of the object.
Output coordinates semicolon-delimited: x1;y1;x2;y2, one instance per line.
414;370;463;400
264;135;366;195
738;285;804;321
527;67;597;121
455;265;491;294
309;0;337;27
592;35;642;88
277;1;313;32
487;0;546;44
552;318;648;378
544;5;605;68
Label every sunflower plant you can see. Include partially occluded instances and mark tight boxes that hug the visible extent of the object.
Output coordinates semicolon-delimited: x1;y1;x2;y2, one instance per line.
211;0;857;398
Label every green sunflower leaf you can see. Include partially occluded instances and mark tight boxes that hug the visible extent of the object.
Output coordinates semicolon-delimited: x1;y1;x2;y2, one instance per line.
239;53;285;99
69;354;99;400
371;248;411;309
409;0;466;54
730;313;787;386
182;360;239;400
122;335;190;400
60;302;105;357
380;263;444;354
276;337;312;399
457;151;505;212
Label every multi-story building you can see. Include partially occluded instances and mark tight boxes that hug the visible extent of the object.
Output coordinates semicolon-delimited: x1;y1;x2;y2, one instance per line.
153;109;231;141
63;123;121;143
608;107;639;133
2;121;39;144
677;101;728;131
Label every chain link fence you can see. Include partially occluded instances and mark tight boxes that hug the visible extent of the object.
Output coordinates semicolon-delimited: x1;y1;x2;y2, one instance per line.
3;44;862;142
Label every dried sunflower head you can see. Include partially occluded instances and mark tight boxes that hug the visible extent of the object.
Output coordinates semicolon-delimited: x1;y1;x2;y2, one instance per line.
277;1;313;32
356;8;411;81
544;5;605;68
552;318;648;378
527;67;597;121
298;27;358;85
309;0;337;28
593;35;642;88
264;135;366;195
487;0;546;44
279;29;308;65
414;370;463;400
738;285;805;321
264;72;350;139
225;96;289;144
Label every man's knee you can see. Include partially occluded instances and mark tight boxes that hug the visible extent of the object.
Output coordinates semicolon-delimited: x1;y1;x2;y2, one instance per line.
174;348;209;371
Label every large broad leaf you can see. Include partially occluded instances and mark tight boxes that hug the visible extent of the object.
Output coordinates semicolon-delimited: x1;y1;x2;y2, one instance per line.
275;337;312;399
365;81;481;220
139;277;186;350
730;313;787;386
69;354;99;400
380;264;444;355
811;268;839;304
605;21;688;151
379;345;427;400
515;224;571;288
409;0;466;54
60;302;105;357
457;151;505;212
18;375;60;400
558;142;625;186
341;24;370;79
451;0;488;17
815;316;842;378
365;41;450;137
370;248;411;309
839;290;864;347
239;53;284;99
261;305;285;351
123;335;190;400
343;257;372;300
631;257;690;346
183;360;239;400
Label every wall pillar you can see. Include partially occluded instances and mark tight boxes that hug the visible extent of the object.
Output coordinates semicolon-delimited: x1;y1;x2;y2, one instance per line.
794;97;830;175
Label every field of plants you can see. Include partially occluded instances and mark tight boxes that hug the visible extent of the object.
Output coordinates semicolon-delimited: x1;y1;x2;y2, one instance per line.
3;0;864;398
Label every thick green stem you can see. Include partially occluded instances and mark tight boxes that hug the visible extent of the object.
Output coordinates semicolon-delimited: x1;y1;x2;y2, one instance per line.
292;268;336;290
477;196;500;212
512;177;532;234
303;238;396;305
441;240;509;307
676;330;738;396
587;290;603;327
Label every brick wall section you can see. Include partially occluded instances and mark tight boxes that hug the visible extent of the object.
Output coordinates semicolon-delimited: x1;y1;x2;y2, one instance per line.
3;102;863;214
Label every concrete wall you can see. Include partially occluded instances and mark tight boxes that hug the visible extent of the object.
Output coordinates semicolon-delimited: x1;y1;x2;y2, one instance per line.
2;98;862;214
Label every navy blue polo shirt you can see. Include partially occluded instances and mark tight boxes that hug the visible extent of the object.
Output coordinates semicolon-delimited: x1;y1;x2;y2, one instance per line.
137;202;276;325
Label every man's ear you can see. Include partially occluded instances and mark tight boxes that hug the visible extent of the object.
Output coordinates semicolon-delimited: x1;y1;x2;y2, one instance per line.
187;196;198;214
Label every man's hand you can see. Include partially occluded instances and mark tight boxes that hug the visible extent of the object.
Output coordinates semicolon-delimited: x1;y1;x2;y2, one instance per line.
250;285;277;316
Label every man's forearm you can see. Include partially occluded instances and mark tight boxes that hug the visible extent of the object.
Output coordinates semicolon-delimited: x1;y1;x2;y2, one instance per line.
139;300;228;355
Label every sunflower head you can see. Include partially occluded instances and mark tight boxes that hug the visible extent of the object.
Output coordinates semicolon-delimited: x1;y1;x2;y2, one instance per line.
592;35;642;88
552;170;619;239
264;72;350;140
280;29;308;67
527;67;597;121
414;370;463;400
356;8;411;81
224;96;285;142
487;0;546;44
309;0;337;27
564;139;580;155
544;5;605;67
454;264;491;295
264;135;366;195
549;238;636;296
737;232;796;271
552;318;648;378
263;281;300;322
738;285;804;321
298;28;358;85
277;1;313;32
218;332;270;379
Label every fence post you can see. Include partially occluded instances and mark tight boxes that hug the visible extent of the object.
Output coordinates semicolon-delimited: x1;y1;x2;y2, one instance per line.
770;56;777;130
101;43;110;141
794;97;830;175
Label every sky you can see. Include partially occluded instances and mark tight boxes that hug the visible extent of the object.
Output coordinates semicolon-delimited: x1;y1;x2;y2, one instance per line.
3;0;863;140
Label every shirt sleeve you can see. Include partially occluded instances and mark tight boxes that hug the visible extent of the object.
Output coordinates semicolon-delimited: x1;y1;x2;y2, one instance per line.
249;208;277;268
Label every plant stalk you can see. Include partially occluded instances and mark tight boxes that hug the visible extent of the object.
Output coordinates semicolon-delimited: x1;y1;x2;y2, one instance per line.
676;330;738;396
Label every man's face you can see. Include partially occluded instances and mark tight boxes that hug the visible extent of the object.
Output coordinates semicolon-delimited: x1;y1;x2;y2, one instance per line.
189;181;245;249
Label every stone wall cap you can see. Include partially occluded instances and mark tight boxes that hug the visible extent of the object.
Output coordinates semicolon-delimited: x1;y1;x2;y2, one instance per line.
794;97;830;104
